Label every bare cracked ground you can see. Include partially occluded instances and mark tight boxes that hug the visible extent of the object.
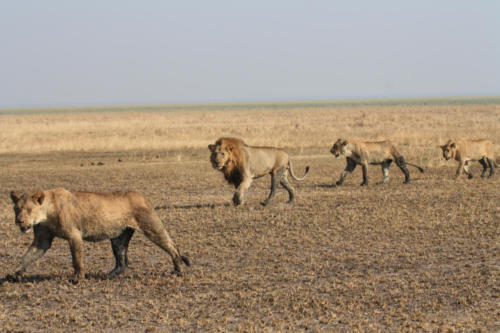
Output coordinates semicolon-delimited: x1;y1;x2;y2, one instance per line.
0;149;498;331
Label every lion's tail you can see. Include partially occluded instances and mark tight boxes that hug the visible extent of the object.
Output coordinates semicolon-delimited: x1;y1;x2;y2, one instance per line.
405;162;424;173
288;161;310;181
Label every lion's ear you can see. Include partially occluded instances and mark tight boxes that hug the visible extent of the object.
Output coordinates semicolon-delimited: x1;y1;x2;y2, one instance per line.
208;144;216;151
10;191;20;203
450;143;455;149
341;140;348;146
32;192;45;205
227;146;233;152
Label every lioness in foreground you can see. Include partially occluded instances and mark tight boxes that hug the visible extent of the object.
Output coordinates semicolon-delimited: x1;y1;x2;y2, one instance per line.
330;139;424;186
440;139;498;179
9;188;190;282
208;137;310;206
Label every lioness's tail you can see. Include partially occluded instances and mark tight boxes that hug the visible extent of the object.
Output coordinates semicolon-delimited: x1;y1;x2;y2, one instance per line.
177;245;191;266
288;161;310;181
405;162;424;173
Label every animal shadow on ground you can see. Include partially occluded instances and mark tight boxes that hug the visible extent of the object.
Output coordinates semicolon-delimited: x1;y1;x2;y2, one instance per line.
155;202;231;210
315;184;337;189
1;273;59;285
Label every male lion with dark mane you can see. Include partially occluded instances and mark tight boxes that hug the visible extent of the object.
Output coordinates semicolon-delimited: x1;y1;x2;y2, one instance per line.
208;137;309;206
440;139;498;179
330;138;424;186
8;188;190;283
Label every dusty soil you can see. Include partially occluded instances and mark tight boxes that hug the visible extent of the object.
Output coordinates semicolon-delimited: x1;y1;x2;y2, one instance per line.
0;149;498;331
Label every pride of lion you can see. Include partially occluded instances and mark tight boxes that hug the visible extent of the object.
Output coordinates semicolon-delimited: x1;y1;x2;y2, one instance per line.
4;135;497;283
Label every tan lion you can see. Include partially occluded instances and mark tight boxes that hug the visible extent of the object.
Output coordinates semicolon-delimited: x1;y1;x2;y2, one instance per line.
9;188;190;282
440;139;498;179
208;137;309;206
330;138;424;186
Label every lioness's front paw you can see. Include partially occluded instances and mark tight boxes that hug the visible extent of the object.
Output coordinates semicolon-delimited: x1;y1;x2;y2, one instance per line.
232;193;242;206
171;269;183;277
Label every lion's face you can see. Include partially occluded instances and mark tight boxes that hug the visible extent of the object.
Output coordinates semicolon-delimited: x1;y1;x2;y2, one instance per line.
330;139;347;158
208;144;231;170
10;191;48;233
440;142;455;160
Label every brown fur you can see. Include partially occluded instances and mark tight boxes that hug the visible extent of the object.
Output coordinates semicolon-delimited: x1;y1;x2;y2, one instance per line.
208;137;309;206
330;138;424;186
9;188;190;282
440;139;497;179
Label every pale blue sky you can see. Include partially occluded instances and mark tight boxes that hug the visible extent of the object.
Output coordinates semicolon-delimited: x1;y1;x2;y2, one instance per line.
1;1;499;107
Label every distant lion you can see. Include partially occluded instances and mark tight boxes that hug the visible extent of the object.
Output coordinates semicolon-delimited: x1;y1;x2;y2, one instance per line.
9;188;190;283
440;139;498;179
330;139;424;186
208;137;309;206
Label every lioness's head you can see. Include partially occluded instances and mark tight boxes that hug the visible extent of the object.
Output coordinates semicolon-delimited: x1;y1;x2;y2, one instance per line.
440;141;456;160
10;191;48;233
330;139;347;158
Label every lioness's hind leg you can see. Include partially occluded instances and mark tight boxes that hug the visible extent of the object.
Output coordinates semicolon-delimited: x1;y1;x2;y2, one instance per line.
108;228;135;279
486;158;495;177
280;172;295;204
139;215;184;275
395;157;410;183
479;158;488;178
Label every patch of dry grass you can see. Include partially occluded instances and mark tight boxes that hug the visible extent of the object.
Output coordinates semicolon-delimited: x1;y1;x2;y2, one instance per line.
1;99;499;169
0;150;498;331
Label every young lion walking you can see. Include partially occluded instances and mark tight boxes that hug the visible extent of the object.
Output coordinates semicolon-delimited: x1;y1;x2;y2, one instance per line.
9;188;190;282
330;138;424;186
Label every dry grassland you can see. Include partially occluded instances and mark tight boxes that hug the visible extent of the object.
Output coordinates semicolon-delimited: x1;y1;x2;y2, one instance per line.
0;98;499;331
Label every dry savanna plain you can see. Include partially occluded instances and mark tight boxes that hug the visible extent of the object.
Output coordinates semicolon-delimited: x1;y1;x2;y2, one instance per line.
0;98;499;331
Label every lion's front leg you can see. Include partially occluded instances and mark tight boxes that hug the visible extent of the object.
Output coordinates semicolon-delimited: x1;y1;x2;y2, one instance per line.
14;225;54;279
336;158;356;186
463;161;473;179
68;234;85;282
455;161;465;179
233;176;252;206
360;163;369;186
